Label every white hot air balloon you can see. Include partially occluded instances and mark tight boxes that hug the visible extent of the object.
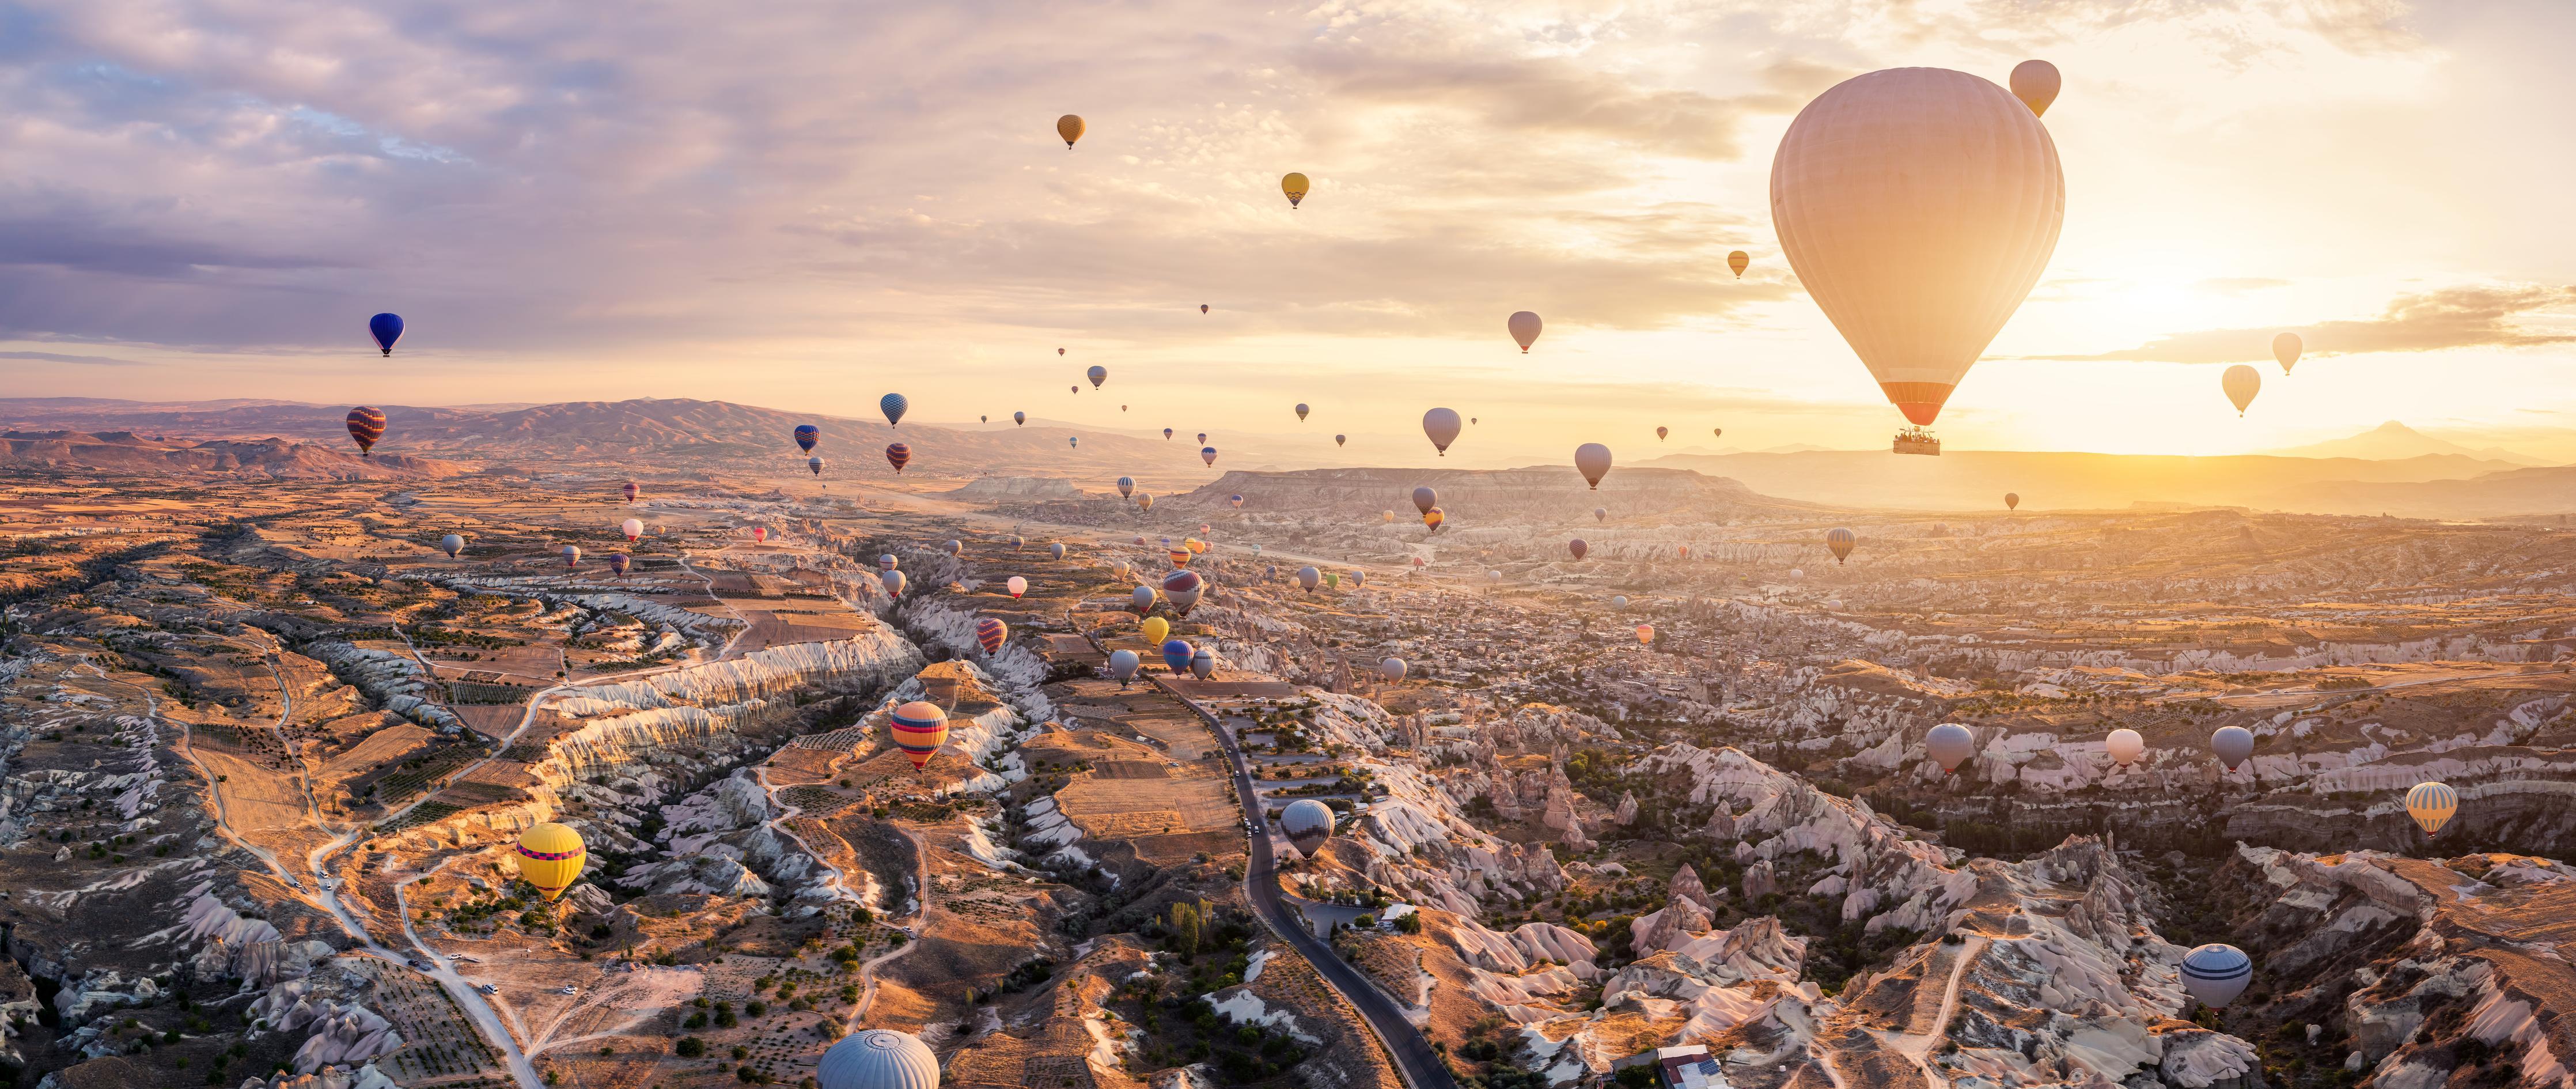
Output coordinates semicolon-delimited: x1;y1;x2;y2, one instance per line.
1574;443;1612;490
2223;365;2261;416
2179;945;2253;1009
2105;728;2145;765
438;533;465;558
1108;649;1142;683
1771;68;2064;430
818;1029;941;1089
1926;723;1976;773
2272;332;2302;375
1006;576;1028;599
1380;657;1406;682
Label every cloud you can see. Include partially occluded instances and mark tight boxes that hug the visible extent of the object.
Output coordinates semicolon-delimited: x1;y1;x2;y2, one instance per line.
0;350;152;367
2195;277;2290;294
2025;285;2576;364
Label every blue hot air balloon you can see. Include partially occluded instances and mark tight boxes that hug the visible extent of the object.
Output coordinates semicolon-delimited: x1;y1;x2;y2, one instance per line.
880;394;910;426
369;313;404;357
794;425;820;454
1161;638;1194;674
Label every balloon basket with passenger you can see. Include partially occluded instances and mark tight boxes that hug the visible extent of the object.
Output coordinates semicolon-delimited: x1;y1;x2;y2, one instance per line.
1892;427;1941;456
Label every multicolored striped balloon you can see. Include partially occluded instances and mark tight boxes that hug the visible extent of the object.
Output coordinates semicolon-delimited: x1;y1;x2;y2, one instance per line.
885;443;911;473
794;424;819;453
888;701;948;770
346;406;386;456
2407;781;2457;835
975;617;1008;654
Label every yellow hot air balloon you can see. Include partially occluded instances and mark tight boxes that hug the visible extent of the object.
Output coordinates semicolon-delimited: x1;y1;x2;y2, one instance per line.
2405;781;2457;835
1423;508;1445;532
1281;172;1309;209
514;822;587;902
1056;115;1086;149
1727;251;1750;278
2223;365;2261;416
1141;615;1170;646
1771;68;2064;429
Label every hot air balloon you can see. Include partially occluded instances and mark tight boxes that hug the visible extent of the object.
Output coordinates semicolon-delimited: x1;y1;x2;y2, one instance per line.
944;539;964;557
752;527;768;544
1380;657;1406;682
1611;595;1630;611
514;822;586;901
2105;728;2145;765
1055;114;1088;148
1189;649;1215;680
1593;507;1608;524
995;576;1024;601
1161;638;1194;673
1826;528;1857;564
879;554;900;572
1201;446;1218;467
1162;428;1175;440
881;569;907;597
1141;614;1169;645
794;425;820;454
1575;444;1613;490
608;553;631;577
1088;365;1107;388
622;482;639;503
1201;304;1210;314
346;407;386;457
976;617;1009;655
1195;432;1208;445
1167;546;1192;567
1569;539;1588;561
809;456;825;477
1108;649;1141;684
560;544;581;569
1229;494;1244;508
2223;365;2261;416
1296;566;1321;593
819;1029;940;1089
1058;347;1066;356
1713;428;1723;439
1281;798;1334;858
1423;409;1462;456
1162;569;1204;614
1926;723;1976;773
1635;624;1655;646
1132;583;1160;614
1728;251;1750;279
2272;332;2302;375
1069;436;1079;448
888;701;949;770
1009;535;1025;551
1771;68;2064;429
1410;556;1425;569
1335;434;1347;447
1281;172;1309;209
877;394;909;428
1117;476;1135;498
1507;311;1543;353
2008;60;2061;116
2407;782;2457;835
1014;411;1027;426
1048;543;1066;560
1423;508;1445;532
621;517;643;542
2179;945;2252;1009
2005;492;2020;511
365;312;407;357
1137;493;1154;512
1656;426;1669;442
439;534;465;558
1487;570;1502;584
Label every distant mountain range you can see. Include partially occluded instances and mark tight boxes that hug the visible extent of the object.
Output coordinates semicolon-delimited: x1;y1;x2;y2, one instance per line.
2264;421;2550;466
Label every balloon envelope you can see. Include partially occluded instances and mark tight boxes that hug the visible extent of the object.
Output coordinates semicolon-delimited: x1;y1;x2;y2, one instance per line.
1189;649;1215;680
1507;311;1543;353
2005;492;2020;511
1335;434;1347;447
2223;365;2261;415
346;406;386;455
881;569;907;597
1109;649;1142;682
1056;114;1086;148
2210;726;2255;770
1422;409;1462;455
1635;624;1655;646
1926;723;1976;772
1161;638;1194;673
1296;566;1321;592
1088;365;1107;388
976;617;1009;654
809;456;825;475
1281;172;1309;207
439;533;465;558
1380;657;1406;682
1574;443;1613;490
2272;332;2303;375
1006;576;1028;599
1294;403;1309;421
1014;411;1026;425
2179;944;2252;1008
1569;539;1588;561
1140;616;1170;648
368;312;405;356
2105;728;2145;765
820;1030;940;1089
1201;446;1218;467
2407;781;2457;835
794;424;819;453
560;544;581;568
1281;798;1334;858
2008;59;2060;116
1771;67;2064;426
1727;251;1750;278
1161;569;1204;613
608;553;631;576
1827;528;1857;564
1050;543;1066;560
514;822;586;901
1117;476;1135;498
888;701;949;770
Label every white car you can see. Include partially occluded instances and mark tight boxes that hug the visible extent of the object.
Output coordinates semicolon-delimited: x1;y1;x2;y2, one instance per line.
559;985;579;995
476;984;498;995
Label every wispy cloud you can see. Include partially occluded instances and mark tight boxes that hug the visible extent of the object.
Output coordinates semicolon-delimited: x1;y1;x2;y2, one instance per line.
2024;285;2576;364
0;350;152;367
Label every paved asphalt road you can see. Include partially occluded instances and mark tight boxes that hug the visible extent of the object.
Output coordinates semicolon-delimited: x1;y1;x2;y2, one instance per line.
1198;695;1459;1089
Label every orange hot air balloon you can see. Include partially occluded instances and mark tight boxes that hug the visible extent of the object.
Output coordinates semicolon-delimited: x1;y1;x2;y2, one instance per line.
1635;624;1655;646
1423;507;1445;532
1728;251;1750;278
888;701;949;770
1056;115;1086;149
1772;68;2065;428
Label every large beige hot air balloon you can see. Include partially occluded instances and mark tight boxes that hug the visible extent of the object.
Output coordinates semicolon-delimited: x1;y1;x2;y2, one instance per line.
2223;365;2261;416
1772;68;2065;429
1056;115;1085;149
2272;332;2302;375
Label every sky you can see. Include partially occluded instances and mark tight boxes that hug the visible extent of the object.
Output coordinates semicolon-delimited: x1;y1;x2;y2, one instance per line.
3;0;2574;465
